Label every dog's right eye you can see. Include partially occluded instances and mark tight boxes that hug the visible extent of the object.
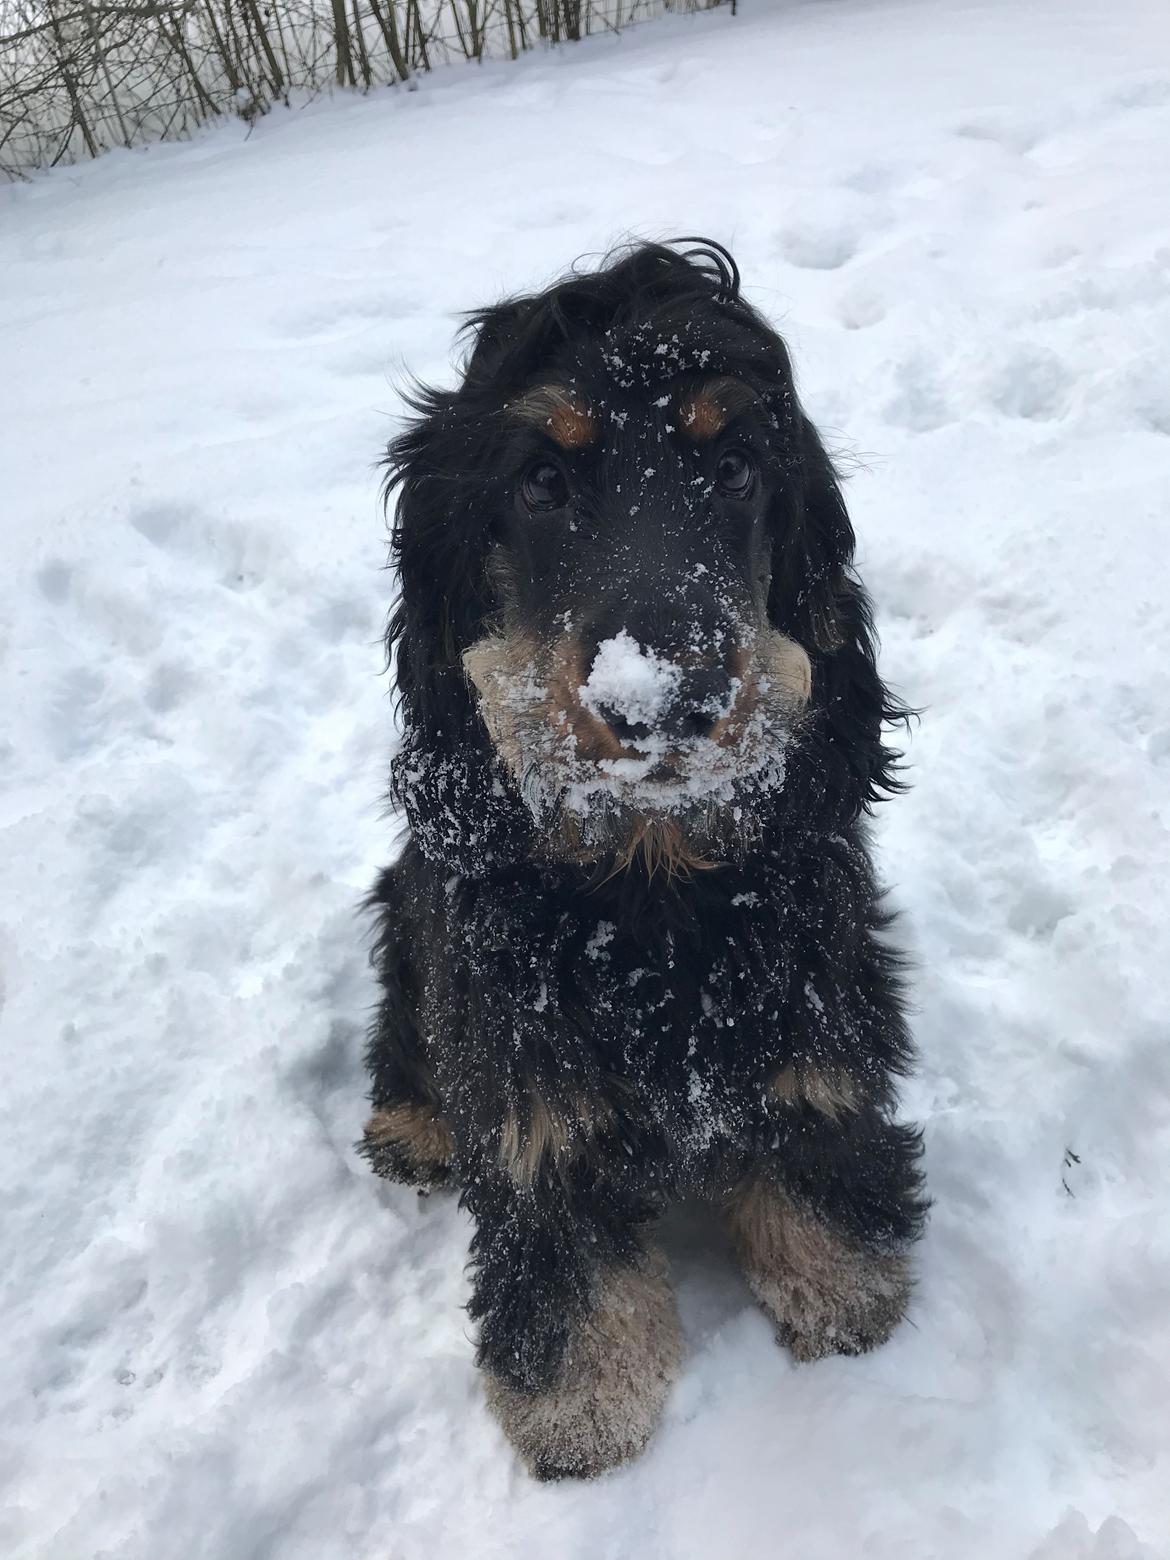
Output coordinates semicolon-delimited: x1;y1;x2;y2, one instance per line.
520;459;569;514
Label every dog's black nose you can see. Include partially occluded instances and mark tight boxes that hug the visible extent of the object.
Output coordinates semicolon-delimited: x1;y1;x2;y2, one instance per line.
593;704;651;745
581;588;740;746
659;666;735;740
590;663;735;746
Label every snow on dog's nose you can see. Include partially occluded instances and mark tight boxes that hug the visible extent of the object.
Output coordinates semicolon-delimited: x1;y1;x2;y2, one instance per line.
580;631;738;746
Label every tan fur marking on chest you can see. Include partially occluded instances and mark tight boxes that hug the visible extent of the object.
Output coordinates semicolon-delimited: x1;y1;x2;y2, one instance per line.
498;1088;617;1185
610;818;717;878
767;1064;859;1120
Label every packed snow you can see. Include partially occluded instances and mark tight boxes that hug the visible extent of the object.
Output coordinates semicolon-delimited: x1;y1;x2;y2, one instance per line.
581;630;686;731
2;0;1170;1555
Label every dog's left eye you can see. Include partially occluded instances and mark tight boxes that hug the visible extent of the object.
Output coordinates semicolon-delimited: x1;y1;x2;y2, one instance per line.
520;459;570;513
715;447;756;499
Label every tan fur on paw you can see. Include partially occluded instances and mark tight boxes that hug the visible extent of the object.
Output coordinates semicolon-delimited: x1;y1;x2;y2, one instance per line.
362;1102;454;1188
725;1175;911;1360
485;1250;683;1479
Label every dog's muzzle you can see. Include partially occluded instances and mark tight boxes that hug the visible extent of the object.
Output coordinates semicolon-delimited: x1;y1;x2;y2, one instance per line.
579;630;739;749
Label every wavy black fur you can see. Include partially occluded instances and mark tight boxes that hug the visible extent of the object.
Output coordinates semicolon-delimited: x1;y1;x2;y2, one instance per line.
361;240;927;1409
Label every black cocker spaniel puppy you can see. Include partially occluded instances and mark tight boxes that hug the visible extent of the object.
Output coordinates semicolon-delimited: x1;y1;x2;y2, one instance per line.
361;239;927;1479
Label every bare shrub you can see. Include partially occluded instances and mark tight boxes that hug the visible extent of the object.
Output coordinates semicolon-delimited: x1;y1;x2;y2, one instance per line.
0;0;726;175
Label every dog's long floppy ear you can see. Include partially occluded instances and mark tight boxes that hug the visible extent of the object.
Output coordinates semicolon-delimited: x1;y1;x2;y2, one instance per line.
384;390;479;742
772;416;910;817
381;334;535;872
383;361;515;747
383;300;537;741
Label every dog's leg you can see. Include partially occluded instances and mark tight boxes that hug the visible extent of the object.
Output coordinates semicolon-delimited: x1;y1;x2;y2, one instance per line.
725;1172;910;1359
360;993;452;1189
359;867;453;1190
467;1173;682;1479
484;1250;682;1480
725;1115;925;1361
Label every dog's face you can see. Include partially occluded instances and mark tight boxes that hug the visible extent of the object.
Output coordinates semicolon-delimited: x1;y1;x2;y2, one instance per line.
462;361;814;861
388;243;892;870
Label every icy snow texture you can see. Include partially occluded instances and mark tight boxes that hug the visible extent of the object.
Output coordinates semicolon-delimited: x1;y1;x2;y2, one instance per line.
2;0;1170;1554
580;631;685;730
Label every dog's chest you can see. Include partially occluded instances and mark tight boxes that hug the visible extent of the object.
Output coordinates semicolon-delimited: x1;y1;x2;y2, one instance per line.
573;914;786;1137
453;869;804;1154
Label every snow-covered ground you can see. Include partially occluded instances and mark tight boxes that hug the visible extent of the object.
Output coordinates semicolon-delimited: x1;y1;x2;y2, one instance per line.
3;0;1169;1553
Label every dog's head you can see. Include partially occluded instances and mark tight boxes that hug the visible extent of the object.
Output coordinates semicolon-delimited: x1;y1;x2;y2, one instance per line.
386;241;904;873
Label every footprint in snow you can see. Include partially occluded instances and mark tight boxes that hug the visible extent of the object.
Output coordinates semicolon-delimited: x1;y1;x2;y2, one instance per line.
980;586;1062;644
1005;881;1075;940
842;162;900;196
778;223;859;272
1030;258;1169;321
325;346;392;382
837;286;889;331
142;659;196;715
129;501;273;592
511;201;592;232
128;500;193;551
1106;77;1170;113
36;558;73;603
988;348;1072;422
954;116;1043;155
47;665;110;760
1113;356;1170;436
309;593;378;646
275;292;418;343
882;357;954;433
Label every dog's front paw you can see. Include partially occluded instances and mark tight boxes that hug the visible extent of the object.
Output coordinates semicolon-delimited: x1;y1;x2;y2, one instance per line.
359;1102;454;1189
770;1245;911;1361
725;1175;912;1361
484;1252;682;1480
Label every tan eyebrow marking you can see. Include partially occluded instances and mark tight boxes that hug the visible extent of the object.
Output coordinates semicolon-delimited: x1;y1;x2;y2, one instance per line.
676;376;759;441
507;384;597;450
